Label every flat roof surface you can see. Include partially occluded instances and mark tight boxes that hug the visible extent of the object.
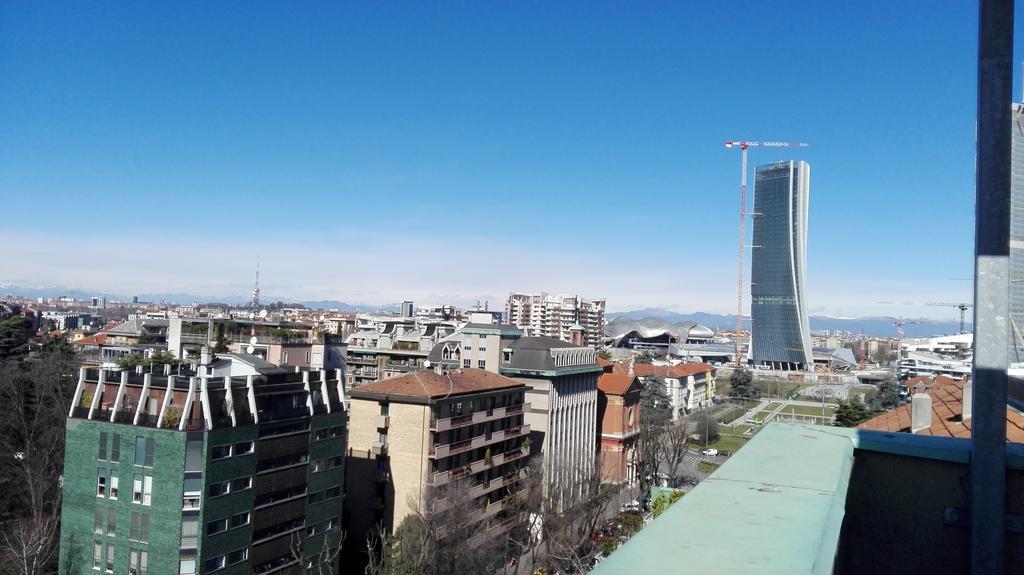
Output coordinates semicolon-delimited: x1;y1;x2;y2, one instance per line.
593;423;855;575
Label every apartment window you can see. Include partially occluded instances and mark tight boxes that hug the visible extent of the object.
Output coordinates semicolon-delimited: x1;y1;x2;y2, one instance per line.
226;548;248;565
307;522;323;537
111;434;120;462
305;351;310;363
109;471;119;500
183;478;201;510
96;469;106;497
377;431;387;446
503;351;512;363
328;516;339;530
178;558;196;575
92;541;102;570
209;481;229;498
106;508;116;536
181;517;199;549
311;458;325;473
283;352;289;364
230;477;252;491
143;475;152;505
477;360;486;368
105;543;113;572
204;556;225;572
132;474;142;503
134;437;154;467
211;445;231;460
184;440;203;471
207;518;228;535
130;512;150;543
379;403;389;416
229;511;250;529
94;507;103;534
98;432;107;460
463;359;471;368
129;549;148;575
233;441;254;455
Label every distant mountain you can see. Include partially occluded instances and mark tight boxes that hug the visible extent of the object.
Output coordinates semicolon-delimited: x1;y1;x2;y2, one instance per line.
301;301;400;313
607;308;967;338
0;282;391;311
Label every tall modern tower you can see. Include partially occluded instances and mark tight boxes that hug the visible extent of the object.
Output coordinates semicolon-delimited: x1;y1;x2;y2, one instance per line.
1010;104;1024;365
749;161;813;371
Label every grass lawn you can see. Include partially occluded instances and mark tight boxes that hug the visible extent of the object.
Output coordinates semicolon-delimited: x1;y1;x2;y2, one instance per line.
754;381;801;399
705;433;750;453
754;410;775;421
716;379;731;397
782;404;836;417
766;402;784;411
698;461;720;476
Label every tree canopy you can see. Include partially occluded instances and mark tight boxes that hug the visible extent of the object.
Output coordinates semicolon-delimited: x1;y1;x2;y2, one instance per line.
729;368;760;400
834;398;872;427
640;376;672;427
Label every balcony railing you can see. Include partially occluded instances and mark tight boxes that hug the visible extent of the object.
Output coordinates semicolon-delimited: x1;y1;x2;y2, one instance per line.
428;445;530;487
431;402;529;432
430;424;530;459
376;415;390;429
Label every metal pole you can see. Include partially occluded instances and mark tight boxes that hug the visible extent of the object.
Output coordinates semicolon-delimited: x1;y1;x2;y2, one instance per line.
972;0;1012;572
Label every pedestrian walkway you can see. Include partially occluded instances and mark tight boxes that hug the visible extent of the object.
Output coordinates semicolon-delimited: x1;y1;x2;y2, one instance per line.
726;398;768;426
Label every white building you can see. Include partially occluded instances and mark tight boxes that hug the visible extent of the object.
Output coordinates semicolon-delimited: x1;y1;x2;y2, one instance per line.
506;292;606;347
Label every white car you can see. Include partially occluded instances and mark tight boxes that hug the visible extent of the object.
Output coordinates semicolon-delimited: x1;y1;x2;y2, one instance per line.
700;448;719;457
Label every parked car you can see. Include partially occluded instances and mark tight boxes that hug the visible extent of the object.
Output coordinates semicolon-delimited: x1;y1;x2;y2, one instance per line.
700;448;719;456
718;450;733;457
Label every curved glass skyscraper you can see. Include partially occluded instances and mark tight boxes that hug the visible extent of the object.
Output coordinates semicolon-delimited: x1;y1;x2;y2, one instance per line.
750;160;812;371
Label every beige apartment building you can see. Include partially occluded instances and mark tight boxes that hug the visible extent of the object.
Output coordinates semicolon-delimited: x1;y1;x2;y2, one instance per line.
345;369;531;557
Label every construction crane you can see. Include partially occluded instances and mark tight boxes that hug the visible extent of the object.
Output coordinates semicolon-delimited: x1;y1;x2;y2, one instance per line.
925;302;973;334
723;140;810;366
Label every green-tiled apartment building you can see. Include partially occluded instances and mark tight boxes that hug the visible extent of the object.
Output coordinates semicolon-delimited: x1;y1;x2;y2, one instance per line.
58;354;348;575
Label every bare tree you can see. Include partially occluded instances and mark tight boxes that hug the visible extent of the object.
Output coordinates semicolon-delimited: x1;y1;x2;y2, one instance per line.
290;526;346;574
660;418;690;487
0;342;78;575
634;424;665;493
365;476;508;575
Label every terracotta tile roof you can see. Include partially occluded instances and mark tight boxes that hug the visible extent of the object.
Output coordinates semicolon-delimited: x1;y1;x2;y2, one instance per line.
350;368;525;401
74;329;112;346
596;356;613;367
598;372;639;395
858;376;1024;442
629;362;715;379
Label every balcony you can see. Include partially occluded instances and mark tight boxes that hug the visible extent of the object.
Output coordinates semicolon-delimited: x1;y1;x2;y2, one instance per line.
371;441;388;456
428;445;530;487
375;415;390;429
375;470;389;483
430;424;530;459
431;402;530;432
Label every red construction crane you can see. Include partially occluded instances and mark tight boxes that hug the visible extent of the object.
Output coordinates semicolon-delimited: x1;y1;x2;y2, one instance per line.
723;140;810;366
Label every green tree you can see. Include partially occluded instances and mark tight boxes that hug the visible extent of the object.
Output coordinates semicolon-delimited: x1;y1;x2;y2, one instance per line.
117;351;181;370
640;376;672;427
729;368;760;400
834;398;871;427
597;348;612;360
212;323;230;353
868;380;902;412
634;351;655;365
0;316;34;360
691;409;720;444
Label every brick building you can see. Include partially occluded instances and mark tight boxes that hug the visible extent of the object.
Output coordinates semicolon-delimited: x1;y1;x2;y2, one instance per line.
595;358;641;484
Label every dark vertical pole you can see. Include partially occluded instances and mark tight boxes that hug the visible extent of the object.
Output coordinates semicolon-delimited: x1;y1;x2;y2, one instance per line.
973;0;1013;573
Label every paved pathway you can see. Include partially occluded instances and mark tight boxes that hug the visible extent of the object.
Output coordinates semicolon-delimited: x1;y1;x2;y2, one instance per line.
726;398;769;426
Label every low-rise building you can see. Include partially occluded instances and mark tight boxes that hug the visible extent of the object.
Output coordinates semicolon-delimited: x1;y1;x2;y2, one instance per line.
627;361;717;419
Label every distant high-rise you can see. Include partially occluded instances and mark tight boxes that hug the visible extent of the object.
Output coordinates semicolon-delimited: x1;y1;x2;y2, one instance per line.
506;292;606;346
749;161;813;370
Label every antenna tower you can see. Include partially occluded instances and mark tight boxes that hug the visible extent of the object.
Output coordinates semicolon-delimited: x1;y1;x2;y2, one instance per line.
251;255;261;310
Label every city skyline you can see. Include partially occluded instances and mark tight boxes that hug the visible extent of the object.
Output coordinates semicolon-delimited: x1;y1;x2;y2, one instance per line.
2;2;1006;319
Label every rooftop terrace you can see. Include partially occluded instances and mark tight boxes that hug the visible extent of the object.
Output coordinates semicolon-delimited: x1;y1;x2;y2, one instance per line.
592;422;1024;575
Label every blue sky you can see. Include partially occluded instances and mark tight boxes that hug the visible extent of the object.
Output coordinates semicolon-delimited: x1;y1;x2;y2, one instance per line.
0;2;1012;318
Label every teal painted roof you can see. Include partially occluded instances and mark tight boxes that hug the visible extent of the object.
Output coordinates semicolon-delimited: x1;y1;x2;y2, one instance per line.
593;423;856;575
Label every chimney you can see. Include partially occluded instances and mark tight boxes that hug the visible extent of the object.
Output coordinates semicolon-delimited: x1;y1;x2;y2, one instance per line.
962;380;973;422
628;357;635;378
200;346;210;367
911;392;932;433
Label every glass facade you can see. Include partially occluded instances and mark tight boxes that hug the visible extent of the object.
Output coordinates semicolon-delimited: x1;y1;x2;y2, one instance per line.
1010;103;1024;364
750;161;813;369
